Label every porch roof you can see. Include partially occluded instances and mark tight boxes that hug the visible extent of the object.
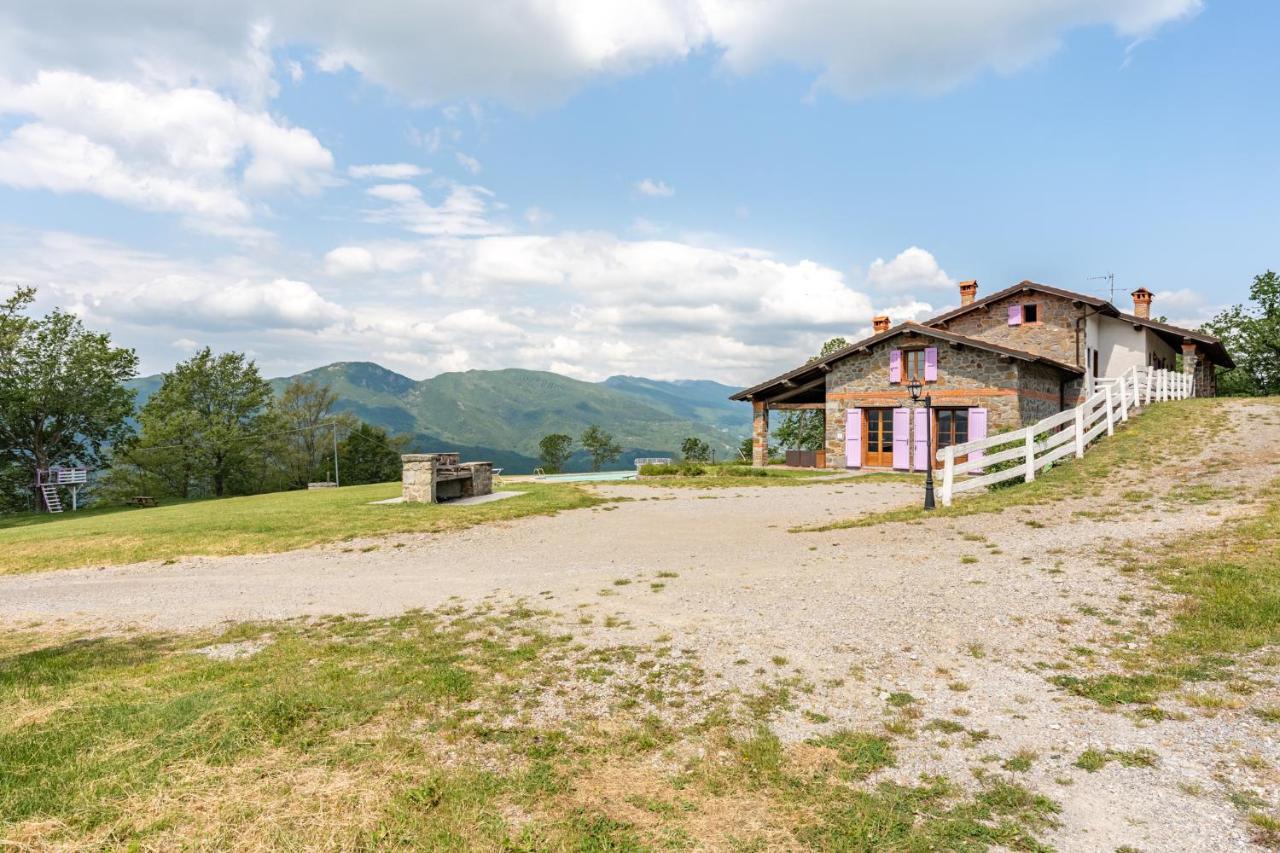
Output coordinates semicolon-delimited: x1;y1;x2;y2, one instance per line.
1114;312;1235;369
730;322;1083;403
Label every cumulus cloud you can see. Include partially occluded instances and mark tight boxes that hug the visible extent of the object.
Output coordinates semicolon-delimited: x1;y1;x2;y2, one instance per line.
0;2;1199;106
455;152;482;174
0;70;333;227
634;178;675;197
865;246;955;292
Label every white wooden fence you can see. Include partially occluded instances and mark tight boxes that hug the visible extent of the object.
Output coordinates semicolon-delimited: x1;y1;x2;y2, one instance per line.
938;366;1193;506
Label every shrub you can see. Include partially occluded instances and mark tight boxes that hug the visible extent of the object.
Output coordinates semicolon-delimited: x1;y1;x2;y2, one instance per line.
639;463;705;477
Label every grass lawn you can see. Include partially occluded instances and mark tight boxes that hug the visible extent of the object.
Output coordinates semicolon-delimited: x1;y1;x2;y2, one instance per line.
797;398;1239;531
0;606;1060;849
0;482;602;576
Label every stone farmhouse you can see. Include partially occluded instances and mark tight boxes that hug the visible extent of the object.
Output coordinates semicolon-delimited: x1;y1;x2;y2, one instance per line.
731;280;1234;470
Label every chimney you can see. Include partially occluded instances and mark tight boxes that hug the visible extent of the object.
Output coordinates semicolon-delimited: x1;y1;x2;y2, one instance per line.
872;315;891;333
1131;287;1153;320
959;280;978;306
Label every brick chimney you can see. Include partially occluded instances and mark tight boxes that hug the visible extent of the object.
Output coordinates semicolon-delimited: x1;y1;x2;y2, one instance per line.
872;315;891;333
1131;287;1153;320
959;280;978;306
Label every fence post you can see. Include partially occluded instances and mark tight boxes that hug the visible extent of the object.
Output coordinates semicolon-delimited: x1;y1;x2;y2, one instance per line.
1145;368;1153;404
1074;405;1086;458
1024;431;1035;483
1103;386;1115;436
1118;378;1129;421
941;446;954;507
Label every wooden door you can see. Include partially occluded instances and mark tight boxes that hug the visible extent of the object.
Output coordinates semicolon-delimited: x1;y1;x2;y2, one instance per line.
862;408;895;468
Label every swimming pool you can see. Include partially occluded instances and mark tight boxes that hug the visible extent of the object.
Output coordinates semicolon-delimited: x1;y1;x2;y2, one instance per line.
534;470;638;483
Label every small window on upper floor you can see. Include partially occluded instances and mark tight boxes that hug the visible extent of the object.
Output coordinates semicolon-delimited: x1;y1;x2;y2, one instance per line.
1022;303;1039;323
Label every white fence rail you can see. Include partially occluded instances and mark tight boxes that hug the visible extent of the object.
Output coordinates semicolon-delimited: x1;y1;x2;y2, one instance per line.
938;366;1192;506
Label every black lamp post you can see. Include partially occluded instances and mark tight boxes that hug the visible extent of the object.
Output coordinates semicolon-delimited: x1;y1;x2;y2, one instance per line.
907;378;936;510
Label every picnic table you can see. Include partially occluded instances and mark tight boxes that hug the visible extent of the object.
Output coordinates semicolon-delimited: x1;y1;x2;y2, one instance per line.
130;496;158;508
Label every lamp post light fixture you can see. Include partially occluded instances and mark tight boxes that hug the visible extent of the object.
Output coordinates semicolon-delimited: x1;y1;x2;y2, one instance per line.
906;377;937;510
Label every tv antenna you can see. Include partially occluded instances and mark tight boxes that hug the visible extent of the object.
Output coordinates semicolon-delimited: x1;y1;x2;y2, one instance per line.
1088;272;1116;303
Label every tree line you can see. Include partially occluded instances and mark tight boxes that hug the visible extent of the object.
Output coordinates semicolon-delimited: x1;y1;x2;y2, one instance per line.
0;288;407;511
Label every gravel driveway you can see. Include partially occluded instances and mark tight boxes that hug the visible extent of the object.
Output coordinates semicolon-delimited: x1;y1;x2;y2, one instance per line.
4;399;1280;851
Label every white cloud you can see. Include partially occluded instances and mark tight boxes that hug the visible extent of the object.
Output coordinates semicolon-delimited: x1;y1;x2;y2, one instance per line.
349;162;427;180
0;2;1200;106
455;152;482;174
524;206;553;228
634;178;675;197
865;246;955;292
0;70;333;227
364;181;506;237
324;246;376;276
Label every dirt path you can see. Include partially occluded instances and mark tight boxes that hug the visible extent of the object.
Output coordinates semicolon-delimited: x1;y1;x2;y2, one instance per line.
4;399;1280;851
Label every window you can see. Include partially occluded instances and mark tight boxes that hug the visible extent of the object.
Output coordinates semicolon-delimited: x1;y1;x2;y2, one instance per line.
1022;303;1038;323
903;349;926;381
936;409;970;450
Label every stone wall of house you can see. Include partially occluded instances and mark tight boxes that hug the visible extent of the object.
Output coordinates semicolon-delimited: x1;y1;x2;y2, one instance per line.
935;291;1085;368
1184;343;1218;397
823;332;1029;468
1016;361;1070;423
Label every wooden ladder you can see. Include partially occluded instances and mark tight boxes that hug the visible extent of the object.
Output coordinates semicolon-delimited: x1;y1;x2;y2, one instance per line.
40;483;63;513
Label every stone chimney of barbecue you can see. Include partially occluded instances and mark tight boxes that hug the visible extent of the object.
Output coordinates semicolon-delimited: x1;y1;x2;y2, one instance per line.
1131;287;1153;320
872;315;891;333
959;280;978;306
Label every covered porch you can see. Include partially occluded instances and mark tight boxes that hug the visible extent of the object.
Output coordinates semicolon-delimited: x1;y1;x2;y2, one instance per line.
739;363;831;467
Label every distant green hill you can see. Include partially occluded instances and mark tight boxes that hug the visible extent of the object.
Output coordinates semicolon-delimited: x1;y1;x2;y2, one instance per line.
128;362;749;474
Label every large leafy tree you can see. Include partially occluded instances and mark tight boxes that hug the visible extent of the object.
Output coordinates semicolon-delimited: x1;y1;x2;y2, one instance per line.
337;422;410;485
1203;270;1280;396
773;337;847;451
0;289;138;508
129;348;273;497
680;436;711;462
538;433;574;473
579;424;621;472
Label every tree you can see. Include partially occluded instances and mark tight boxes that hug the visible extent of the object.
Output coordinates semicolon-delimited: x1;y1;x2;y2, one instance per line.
773;336;846;451
338;422;410;485
1203;270;1280;396
680;436;711;462
579;425;621;472
273;378;357;488
738;436;755;463
129;348;273;497
538;433;574;473
0;293;138;509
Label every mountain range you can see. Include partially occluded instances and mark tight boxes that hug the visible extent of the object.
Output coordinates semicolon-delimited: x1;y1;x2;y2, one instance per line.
126;362;750;473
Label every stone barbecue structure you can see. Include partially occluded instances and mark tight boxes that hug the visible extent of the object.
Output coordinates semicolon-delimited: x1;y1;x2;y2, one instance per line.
401;453;493;503
733;279;1234;471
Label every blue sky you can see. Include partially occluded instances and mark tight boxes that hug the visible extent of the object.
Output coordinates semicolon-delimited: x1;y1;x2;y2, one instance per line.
0;1;1275;383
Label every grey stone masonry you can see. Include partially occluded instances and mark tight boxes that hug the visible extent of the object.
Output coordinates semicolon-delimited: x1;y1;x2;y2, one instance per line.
401;453;493;503
936;290;1084;368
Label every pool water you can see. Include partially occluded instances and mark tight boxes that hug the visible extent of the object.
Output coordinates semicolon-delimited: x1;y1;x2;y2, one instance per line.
534;470;638;483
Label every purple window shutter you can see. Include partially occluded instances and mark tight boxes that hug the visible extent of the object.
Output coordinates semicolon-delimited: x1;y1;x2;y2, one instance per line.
892;408;909;470
968;407;988;473
888;349;901;384
846;408;862;468
1008;304;1022;326
913;408;929;471
924;347;938;382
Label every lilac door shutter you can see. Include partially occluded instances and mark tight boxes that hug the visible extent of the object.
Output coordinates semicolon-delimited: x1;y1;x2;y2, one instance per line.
1007;304;1022;326
913;408;929;471
924;347;938;382
846;408;862;468
968;407;988;472
892;408;909;470
888;349;902;383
